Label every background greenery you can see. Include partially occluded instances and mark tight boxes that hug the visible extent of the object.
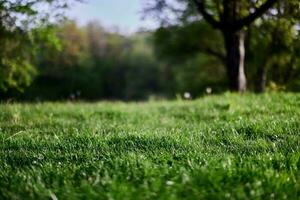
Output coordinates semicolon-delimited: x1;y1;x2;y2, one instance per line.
1;16;300;101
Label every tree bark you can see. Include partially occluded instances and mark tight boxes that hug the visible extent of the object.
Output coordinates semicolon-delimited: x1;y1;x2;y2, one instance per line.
223;30;247;92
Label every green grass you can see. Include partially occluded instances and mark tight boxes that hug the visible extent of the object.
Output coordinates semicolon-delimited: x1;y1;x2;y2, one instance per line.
0;93;300;199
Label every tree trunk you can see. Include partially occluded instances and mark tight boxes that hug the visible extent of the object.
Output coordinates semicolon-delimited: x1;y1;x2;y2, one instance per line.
223;30;247;92
256;65;267;93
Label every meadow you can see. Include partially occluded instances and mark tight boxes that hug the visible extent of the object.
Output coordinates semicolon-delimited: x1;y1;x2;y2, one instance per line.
0;93;299;199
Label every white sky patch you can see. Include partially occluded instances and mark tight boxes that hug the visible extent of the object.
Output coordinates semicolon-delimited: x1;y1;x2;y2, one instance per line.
66;0;159;34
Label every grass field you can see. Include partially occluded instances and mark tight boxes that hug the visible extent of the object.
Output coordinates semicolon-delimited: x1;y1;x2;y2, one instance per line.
0;93;300;199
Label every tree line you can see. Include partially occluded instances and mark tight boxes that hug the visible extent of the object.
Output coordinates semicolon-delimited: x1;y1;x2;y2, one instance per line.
0;0;300;101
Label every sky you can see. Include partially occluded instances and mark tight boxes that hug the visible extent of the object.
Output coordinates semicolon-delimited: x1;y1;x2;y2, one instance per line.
66;0;158;33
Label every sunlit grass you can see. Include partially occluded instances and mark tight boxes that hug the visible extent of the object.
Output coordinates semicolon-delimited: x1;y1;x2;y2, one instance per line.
0;93;300;199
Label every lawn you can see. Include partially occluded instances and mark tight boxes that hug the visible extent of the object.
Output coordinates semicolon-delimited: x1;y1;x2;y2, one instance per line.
0;93;300;199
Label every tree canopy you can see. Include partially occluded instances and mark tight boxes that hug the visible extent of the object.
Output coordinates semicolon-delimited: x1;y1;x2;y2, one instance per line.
0;0;80;92
145;0;300;92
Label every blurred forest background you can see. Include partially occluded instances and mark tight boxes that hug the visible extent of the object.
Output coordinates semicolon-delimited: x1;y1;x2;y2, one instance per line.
1;0;300;101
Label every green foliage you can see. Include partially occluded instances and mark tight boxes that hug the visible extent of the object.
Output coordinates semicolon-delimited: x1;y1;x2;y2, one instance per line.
246;3;300;91
174;54;226;95
154;21;224;61
0;93;300;199
151;2;300;93
153;21;226;95
146;0;300;92
2;0;300;99
0;29;36;92
0;0;78;95
20;21;165;100
0;58;36;92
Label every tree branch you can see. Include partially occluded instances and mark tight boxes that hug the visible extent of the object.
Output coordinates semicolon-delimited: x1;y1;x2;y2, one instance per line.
234;0;278;30
192;0;223;29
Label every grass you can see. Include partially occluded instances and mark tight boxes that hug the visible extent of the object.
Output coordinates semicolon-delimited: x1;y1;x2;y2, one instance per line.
0;93;300;199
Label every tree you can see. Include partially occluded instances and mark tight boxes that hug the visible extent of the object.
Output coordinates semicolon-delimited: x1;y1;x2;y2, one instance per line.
248;17;299;93
252;0;300;92
0;0;80;93
146;0;278;92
